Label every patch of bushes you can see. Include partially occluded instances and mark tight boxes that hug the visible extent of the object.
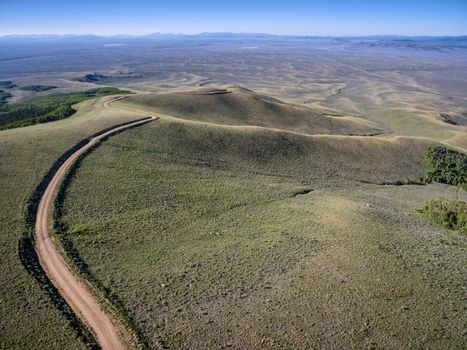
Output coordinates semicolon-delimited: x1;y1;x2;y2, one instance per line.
84;87;122;96
0;90;12;105
1;104;75;129
401;178;425;185
0;87;131;130
80;73;105;82
19;85;57;92
0;80;17;89
423;146;467;190
420;198;466;235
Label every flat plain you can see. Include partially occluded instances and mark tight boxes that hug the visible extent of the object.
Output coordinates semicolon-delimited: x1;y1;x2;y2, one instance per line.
0;35;466;349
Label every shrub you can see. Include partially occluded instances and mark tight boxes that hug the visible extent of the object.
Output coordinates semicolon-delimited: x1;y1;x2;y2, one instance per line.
423;146;467;190
421;198;467;235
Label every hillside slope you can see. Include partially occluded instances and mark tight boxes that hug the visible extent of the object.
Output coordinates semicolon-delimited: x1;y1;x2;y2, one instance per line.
57;116;465;349
138;119;429;184
117;87;383;136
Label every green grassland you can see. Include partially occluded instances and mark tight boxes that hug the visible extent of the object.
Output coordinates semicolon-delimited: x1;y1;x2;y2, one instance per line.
0;86;465;349
0;96;146;350
54;90;466;349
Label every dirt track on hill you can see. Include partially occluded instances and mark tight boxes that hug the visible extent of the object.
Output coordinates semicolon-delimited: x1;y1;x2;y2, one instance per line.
34;111;155;349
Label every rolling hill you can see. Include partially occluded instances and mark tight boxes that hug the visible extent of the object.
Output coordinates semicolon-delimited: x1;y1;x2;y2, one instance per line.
116;87;383;136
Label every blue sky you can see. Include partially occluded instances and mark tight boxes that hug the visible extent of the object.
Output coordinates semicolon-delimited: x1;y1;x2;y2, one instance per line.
1;0;466;36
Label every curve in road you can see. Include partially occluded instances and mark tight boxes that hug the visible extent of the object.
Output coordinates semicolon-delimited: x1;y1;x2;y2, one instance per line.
35;113;156;349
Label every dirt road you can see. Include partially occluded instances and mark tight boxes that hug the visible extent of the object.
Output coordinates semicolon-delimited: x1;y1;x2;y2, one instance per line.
35;114;156;349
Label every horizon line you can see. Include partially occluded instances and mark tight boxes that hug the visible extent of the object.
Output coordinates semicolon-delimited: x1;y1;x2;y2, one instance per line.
1;32;467;39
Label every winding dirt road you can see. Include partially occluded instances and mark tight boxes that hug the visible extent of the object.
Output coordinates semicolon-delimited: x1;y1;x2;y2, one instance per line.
35;113;156;349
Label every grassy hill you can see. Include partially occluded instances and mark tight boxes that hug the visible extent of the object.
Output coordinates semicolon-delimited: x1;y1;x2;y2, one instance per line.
56;115;465;349
117;87;383;136
120;118;431;184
